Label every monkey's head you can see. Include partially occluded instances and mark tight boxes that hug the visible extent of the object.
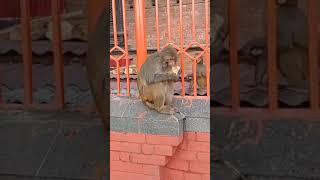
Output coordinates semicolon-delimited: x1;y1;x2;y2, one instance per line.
160;46;178;71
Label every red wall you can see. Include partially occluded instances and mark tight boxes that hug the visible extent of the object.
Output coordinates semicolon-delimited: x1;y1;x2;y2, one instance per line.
110;131;210;180
0;0;65;17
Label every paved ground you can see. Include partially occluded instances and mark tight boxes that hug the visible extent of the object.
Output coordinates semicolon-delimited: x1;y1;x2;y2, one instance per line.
213;116;320;180
0;111;106;180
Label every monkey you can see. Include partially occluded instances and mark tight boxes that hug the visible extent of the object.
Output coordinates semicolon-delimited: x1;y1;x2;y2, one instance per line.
212;13;229;64
189;55;207;92
86;8;108;180
253;0;309;88
137;46;180;115
212;0;310;89
87;8;108;135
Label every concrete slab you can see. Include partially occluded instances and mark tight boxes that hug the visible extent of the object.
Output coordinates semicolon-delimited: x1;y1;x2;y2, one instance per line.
213;116;320;179
0;122;58;175
110;96;210;136
37;126;105;179
0;111;105;180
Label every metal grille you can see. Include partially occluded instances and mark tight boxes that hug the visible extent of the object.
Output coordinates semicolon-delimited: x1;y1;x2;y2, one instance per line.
214;0;320;118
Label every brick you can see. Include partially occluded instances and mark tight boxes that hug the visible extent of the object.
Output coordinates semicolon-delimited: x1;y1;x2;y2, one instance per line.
185;173;202;180
197;132;210;142
143;165;161;176
161;168;184;180
175;150;197;161
202;174;210;180
166;158;189;171
154;145;175;156
184;132;196;140
111;171;160;180
189;161;210;174
111;132;146;143
180;140;189;150
110;141;141;153
196;132;210;142
146;134;183;146
131;154;169;166
142;144;154;154
187;141;210;152
110;161;143;173
197;152;210;162
119;152;130;161
110;151;120;161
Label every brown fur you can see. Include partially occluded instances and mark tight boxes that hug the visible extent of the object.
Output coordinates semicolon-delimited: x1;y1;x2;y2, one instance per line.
137;46;179;115
86;10;108;180
190;56;207;91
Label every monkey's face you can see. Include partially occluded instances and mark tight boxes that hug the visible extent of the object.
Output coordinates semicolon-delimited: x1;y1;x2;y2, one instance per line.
162;55;178;70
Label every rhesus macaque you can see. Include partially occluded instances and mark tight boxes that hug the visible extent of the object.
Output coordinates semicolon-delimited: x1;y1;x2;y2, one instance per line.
137;46;180;115
212;0;310;88
86;10;108;133
255;0;309;88
190;56;207;91
86;9;108;180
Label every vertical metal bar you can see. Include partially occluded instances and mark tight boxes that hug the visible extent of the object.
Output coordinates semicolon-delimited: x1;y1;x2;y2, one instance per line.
20;0;33;108
112;0;119;47
155;0;160;51
51;0;64;108
191;0;196;41
122;0;130;96
267;0;278;111
179;0;185;96
112;0;121;95
205;0;210;97
308;0;319;111
193;58;198;96
192;0;197;96
166;0;172;42
135;0;147;71
228;0;240;110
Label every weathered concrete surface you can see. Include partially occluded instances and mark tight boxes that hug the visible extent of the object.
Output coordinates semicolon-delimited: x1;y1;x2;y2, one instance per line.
0;111;106;180
110;96;210;135
213;115;320;180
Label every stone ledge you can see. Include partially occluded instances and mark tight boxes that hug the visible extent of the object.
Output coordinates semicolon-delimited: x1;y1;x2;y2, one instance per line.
110;96;210;136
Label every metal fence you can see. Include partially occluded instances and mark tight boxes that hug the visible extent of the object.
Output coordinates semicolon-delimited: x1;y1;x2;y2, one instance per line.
214;0;320;119
0;0;64;110
110;0;210;98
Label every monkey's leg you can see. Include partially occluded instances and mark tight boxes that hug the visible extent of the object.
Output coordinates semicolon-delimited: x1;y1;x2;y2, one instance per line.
279;49;307;88
165;84;177;111
154;92;175;115
145;98;175;114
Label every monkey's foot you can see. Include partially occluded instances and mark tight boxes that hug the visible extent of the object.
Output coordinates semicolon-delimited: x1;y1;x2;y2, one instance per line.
159;106;176;115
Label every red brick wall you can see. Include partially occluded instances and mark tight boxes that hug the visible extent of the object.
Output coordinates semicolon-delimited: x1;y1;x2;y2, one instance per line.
110;131;210;180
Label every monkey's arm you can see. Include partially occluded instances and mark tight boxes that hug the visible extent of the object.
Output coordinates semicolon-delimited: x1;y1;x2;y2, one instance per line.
153;72;179;83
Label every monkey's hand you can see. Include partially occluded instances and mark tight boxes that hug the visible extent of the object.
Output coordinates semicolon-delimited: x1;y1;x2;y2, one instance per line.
153;72;179;83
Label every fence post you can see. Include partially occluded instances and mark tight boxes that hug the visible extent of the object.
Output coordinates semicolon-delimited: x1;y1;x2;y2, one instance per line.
134;0;147;72
51;0;64;109
21;0;33;108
